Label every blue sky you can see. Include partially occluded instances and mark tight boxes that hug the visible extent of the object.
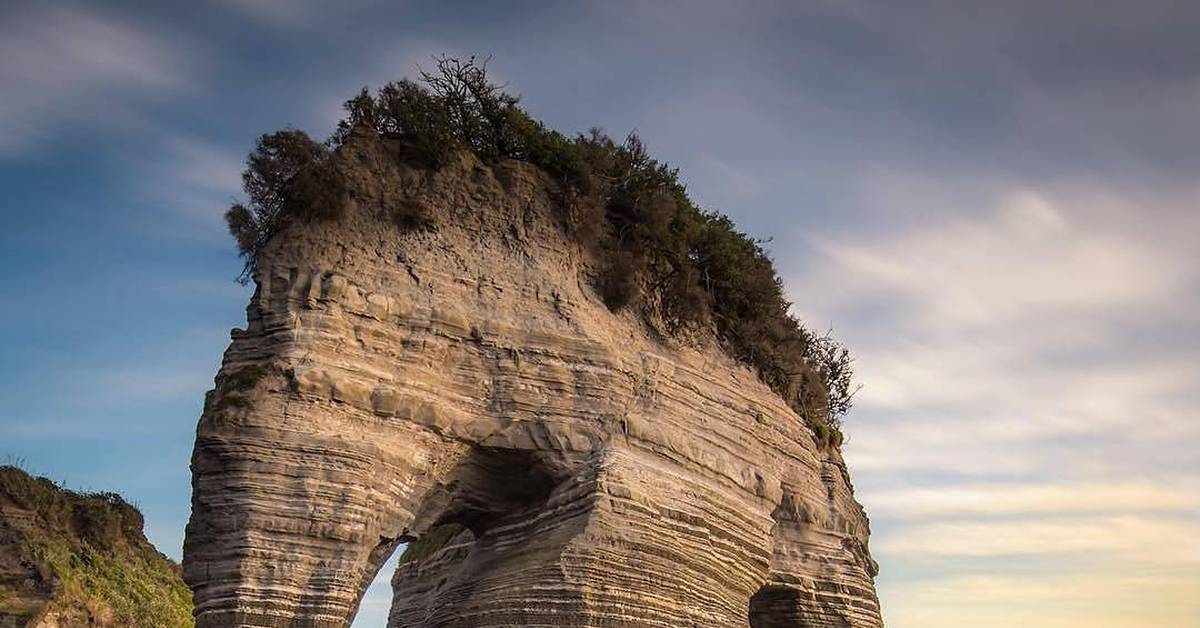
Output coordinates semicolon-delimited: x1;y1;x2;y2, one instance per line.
1;1;1198;626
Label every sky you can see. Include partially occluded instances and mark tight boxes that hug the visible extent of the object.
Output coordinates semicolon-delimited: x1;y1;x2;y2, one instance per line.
0;1;1197;626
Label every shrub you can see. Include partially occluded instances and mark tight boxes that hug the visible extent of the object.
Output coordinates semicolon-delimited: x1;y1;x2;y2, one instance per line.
599;248;641;310
226;56;858;439
222;364;269;393
810;332;859;426
226;130;343;282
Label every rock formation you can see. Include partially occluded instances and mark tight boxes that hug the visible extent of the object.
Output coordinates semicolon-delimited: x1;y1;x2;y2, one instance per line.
0;466;193;628
183;133;882;627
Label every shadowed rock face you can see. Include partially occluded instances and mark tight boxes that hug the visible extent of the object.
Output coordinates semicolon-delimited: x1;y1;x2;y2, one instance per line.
182;135;882;627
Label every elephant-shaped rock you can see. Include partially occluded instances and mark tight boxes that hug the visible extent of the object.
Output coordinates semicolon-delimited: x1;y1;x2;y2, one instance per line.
183;140;882;627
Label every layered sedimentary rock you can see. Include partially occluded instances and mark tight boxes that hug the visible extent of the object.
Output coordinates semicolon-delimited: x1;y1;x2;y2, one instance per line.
183;133;882;627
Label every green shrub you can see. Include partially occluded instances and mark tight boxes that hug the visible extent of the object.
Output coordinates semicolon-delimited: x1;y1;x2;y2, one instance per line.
398;523;468;564
226;130;344;282
225;56;858;437
222;364;268;393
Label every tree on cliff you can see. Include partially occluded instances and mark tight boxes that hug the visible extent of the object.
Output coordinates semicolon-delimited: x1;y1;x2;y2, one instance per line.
225;56;856;444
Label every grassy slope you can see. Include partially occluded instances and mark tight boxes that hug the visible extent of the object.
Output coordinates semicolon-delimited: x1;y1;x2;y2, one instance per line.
0;466;193;627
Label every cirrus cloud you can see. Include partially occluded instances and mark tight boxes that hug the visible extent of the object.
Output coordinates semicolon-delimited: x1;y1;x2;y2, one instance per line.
0;2;194;156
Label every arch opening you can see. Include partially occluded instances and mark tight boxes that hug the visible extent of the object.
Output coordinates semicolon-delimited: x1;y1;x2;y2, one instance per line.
352;549;404;627
348;446;561;627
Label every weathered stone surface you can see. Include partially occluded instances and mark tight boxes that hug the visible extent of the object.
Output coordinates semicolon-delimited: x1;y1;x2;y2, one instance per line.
183;136;882;627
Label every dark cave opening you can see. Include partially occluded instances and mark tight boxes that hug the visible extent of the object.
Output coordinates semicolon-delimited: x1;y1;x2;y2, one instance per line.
750;584;805;628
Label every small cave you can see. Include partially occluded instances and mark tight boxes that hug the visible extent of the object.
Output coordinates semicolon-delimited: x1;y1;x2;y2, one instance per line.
431;446;560;536
749;585;805;628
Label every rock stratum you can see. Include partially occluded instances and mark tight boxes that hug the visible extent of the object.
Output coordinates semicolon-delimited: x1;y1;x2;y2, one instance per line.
183;133;882;627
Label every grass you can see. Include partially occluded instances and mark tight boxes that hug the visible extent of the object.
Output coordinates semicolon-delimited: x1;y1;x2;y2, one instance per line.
0;466;193;627
17;530;193;626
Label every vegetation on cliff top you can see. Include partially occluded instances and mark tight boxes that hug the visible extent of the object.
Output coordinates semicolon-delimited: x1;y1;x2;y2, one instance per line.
225;56;856;443
0;465;193;627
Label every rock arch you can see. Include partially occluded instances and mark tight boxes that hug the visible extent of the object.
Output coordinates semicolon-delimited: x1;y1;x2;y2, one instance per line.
181;141;881;627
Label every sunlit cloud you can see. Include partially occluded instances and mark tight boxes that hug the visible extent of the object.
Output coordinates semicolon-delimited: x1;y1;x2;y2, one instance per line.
787;177;1199;477
806;187;1191;332
869;481;1200;518
885;570;1200;628
881;516;1200;561
782;170;1200;626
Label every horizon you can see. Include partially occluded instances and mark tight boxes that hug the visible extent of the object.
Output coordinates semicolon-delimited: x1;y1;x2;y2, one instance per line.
1;1;1198;627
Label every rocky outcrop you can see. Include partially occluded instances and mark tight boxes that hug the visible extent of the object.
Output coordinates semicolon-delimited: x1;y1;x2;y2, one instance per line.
0;467;193;628
183;134;882;627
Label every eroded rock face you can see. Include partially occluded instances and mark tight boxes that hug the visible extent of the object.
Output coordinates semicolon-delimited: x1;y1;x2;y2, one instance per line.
183;136;882;627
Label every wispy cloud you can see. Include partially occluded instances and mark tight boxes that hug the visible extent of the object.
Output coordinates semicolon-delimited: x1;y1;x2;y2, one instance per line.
869;481;1200;518
217;0;370;30
805;185;1192;331
127;131;247;235
0;2;194;156
218;0;314;28
881;515;1200;561
0;325;231;438
160;135;245;196
788;175;1200;473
